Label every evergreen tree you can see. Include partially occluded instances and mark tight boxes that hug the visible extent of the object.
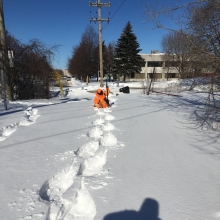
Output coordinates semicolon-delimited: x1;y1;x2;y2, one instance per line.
113;21;144;82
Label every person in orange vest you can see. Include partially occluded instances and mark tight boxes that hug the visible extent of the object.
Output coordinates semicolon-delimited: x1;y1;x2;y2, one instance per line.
94;88;109;108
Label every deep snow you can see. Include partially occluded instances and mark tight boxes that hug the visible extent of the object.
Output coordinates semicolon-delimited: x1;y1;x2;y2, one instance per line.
0;78;220;220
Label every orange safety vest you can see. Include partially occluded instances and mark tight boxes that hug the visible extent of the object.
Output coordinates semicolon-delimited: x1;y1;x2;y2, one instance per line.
94;89;109;108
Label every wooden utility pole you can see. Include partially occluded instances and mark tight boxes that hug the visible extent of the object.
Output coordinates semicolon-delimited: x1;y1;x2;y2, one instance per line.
89;0;110;87
0;0;7;110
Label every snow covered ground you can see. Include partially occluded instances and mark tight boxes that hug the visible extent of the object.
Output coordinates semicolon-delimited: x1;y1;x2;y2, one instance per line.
0;78;220;220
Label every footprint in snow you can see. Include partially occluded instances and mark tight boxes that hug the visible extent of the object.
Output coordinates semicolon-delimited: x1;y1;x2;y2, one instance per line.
0;123;18;141
0;108;39;141
19;108;40;126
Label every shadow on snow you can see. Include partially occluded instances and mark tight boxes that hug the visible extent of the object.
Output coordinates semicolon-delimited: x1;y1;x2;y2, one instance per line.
103;198;162;220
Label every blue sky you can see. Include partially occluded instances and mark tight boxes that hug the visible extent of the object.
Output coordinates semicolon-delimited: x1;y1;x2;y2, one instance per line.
3;0;178;70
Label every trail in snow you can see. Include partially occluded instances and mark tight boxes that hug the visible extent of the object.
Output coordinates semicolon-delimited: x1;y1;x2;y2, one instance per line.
0;123;18;141
0;107;40;141
38;98;121;219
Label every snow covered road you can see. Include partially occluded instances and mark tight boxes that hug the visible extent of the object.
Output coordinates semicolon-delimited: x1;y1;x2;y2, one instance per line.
1;88;220;220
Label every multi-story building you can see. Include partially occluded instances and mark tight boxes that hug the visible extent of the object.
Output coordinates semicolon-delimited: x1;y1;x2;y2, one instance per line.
129;50;180;81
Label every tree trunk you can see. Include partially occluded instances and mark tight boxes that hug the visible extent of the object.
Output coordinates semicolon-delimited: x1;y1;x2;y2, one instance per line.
123;75;126;82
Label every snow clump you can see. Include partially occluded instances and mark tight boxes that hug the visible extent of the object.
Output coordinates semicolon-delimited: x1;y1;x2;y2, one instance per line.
100;132;117;147
78;149;108;176
88;126;103;139
75;141;99;158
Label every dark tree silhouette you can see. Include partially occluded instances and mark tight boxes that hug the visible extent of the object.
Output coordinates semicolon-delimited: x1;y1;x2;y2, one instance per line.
113;21;144;82
68;25;99;81
4;32;58;100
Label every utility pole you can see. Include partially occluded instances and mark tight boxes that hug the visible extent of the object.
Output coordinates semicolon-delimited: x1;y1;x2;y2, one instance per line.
89;0;110;87
0;0;7;110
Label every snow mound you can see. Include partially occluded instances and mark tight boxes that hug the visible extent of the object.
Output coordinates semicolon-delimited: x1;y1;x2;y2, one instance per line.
78;149;108;176
0;107;39;141
19;107;39;126
31;108;38;116
64;181;96;220
75;141;99;158
96;110;106;116
87;127;103;139
93;117;105;125
105;114;115;121
47;180;96;220
0;123;18;141
100;133;117;147
104;108;112;113
102;122;115;131
39;161;78;201
19;119;35;126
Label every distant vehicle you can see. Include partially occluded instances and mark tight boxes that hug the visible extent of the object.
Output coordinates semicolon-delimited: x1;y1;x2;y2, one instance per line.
67;76;71;81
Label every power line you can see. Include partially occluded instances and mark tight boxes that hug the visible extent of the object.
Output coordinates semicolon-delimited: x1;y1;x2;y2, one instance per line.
103;0;127;29
110;0;127;20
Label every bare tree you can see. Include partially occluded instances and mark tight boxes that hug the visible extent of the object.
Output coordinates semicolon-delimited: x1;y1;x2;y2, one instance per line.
5;32;58;100
161;30;199;79
143;0;209;31
68;25;99;81
143;0;220;130
189;0;220;130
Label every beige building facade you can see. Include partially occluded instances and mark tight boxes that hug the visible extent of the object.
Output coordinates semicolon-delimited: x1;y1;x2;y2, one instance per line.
131;51;180;81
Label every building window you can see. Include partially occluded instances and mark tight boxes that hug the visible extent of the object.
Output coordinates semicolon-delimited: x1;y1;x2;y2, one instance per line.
148;73;162;79
147;62;163;67
165;61;179;67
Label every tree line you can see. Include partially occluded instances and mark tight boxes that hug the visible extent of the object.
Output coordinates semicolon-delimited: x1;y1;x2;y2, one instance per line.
1;21;143;101
67;22;144;82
